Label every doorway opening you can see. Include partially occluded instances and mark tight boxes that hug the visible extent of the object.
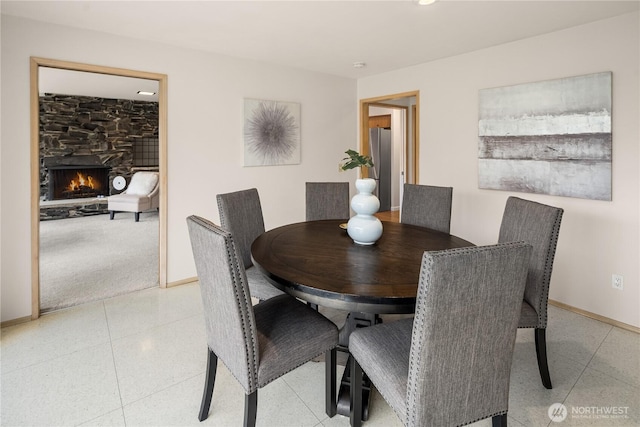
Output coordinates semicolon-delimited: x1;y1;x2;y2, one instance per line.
359;91;419;219
30;57;168;319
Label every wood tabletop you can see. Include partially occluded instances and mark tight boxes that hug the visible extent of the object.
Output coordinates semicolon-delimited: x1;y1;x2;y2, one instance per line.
251;220;474;314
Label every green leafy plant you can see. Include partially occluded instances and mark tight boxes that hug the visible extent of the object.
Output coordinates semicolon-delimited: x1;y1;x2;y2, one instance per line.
339;149;374;171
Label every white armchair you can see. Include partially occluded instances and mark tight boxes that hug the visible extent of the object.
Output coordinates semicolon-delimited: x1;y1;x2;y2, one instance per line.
108;172;159;222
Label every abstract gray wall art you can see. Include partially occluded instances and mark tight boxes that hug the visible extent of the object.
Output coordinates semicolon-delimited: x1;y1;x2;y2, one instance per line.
478;72;612;201
244;98;300;166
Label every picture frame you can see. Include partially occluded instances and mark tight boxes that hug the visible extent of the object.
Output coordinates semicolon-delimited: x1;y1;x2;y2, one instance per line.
244;98;301;166
478;72;612;201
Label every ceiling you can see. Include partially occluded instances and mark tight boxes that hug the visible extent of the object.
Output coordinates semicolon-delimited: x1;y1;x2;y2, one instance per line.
38;68;160;102
3;0;638;98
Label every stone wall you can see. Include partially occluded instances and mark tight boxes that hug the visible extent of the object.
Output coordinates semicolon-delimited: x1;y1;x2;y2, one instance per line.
39;94;159;199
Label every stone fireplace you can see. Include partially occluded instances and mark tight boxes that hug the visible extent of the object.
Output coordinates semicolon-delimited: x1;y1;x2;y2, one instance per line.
39;93;159;219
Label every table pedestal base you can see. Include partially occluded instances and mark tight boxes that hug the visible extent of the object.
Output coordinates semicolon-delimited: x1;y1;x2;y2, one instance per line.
337;353;371;420
335;312;380;420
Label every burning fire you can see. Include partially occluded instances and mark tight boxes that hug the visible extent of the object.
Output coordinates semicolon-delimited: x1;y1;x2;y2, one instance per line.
67;172;96;191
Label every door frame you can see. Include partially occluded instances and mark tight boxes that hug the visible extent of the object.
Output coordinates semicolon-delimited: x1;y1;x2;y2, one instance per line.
359;91;419;184
30;57;168;319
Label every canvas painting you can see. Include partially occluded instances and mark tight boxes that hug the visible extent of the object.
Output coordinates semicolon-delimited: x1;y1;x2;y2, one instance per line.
244;98;301;166
478;72;612;201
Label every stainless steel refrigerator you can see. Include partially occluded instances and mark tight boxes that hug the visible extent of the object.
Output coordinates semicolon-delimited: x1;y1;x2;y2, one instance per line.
368;128;392;211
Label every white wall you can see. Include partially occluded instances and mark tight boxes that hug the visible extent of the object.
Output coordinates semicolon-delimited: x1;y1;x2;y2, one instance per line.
0;15;357;322
358;12;640;328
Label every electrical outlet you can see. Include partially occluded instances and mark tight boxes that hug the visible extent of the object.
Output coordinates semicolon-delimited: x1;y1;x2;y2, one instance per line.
612;274;623;290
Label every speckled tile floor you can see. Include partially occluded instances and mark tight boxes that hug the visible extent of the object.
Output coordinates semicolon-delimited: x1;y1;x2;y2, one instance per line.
2;283;638;426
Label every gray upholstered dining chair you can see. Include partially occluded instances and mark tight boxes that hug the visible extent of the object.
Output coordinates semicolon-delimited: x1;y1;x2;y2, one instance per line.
400;183;453;233
186;215;339;426
216;188;284;301
305;181;350;312
305;182;350;221
349;242;532;427
498;196;563;389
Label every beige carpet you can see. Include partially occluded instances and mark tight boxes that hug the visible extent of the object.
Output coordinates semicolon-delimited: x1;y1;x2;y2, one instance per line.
39;211;159;312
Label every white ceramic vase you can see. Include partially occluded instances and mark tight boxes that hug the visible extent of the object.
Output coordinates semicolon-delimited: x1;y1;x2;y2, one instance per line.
347;178;383;245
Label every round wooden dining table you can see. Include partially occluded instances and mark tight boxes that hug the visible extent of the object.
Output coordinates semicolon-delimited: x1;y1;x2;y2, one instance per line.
251;219;475;420
251;219;475;314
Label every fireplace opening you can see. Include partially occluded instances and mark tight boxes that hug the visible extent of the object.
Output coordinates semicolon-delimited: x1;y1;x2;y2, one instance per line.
48;166;110;201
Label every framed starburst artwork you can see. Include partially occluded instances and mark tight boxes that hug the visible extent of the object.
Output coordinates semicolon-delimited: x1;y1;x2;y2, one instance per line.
243;98;301;166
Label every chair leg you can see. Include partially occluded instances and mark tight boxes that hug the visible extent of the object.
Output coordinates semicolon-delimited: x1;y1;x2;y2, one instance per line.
244;391;257;427
109;211;115;220
135;212;140;222
535;328;553;389
350;357;363;427
198;349;218;421
326;347;337;417
492;413;507;427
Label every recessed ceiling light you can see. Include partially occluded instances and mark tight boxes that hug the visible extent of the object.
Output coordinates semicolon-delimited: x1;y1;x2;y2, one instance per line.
353;62;366;69
137;91;156;96
417;0;437;5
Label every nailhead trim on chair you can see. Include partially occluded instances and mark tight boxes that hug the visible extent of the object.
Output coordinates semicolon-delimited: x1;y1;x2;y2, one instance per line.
537;209;563;329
